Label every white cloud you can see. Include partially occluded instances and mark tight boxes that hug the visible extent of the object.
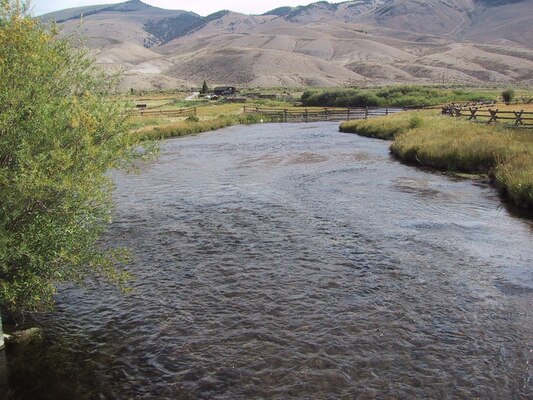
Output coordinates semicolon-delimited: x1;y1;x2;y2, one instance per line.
31;0;345;17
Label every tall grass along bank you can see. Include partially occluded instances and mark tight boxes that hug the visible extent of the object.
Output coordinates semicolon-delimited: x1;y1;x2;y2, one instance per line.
340;113;533;210
339;112;423;140
134;114;265;141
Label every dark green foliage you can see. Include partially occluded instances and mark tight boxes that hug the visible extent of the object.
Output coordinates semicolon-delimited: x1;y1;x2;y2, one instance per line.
262;6;293;16
143;10;228;45
301;86;493;108
502;88;515;104
143;12;203;45
201;80;209;94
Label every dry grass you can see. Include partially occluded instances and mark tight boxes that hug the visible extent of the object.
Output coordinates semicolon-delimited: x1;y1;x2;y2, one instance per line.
133;114;266;141
340;111;427;140
490;103;533;112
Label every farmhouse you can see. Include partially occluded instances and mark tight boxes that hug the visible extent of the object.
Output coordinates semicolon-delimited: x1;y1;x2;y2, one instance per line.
214;86;237;96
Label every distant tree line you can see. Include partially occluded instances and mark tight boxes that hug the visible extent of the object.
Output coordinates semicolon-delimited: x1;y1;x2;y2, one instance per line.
301;86;493;108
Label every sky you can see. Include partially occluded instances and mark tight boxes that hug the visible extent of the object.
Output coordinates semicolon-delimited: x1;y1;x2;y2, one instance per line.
31;0;345;17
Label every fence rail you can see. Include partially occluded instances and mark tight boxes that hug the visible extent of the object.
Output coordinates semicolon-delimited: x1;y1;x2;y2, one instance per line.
442;105;533;128
136;107;197;118
243;107;404;122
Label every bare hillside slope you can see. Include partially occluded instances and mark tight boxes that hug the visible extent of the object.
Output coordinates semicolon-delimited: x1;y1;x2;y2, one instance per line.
43;0;533;89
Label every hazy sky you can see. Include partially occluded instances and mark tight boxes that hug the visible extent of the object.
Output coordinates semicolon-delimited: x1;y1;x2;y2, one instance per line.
31;0;345;16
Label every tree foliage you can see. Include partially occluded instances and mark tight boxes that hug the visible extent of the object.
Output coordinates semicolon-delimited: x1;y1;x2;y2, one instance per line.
201;80;209;94
501;88;515;104
0;1;145;313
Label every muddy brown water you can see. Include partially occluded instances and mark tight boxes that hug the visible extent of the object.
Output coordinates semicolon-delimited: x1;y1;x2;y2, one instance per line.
5;123;533;399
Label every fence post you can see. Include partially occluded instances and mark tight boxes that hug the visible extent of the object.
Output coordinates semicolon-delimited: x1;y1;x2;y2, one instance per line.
488;109;498;124
325;108;328;121
347;108;350;120
386;107;389;116
514;110;524;126
305;108;308;123
365;107;369;119
284;109;288;123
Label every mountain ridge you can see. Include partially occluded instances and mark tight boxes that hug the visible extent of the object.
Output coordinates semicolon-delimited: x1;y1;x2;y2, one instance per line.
43;0;533;89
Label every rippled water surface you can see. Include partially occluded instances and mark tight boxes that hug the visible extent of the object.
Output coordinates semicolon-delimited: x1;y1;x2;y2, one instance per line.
5;123;533;399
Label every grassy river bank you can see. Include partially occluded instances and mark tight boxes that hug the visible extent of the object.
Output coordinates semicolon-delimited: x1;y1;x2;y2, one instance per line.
340;112;533;211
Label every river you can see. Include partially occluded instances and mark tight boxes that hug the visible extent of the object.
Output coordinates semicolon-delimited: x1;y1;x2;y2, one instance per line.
5;122;533;399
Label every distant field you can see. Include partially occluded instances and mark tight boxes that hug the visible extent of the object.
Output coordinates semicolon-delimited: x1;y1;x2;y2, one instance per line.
127;87;533;136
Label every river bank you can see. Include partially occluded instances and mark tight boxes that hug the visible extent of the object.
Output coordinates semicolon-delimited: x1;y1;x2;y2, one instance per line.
340;112;533;211
133;114;268;140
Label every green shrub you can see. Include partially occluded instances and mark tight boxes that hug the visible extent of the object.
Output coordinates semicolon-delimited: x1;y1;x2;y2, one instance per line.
302;86;493;108
502;89;515;104
0;2;146;313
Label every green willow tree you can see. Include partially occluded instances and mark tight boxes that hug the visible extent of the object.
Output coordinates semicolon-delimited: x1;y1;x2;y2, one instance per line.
0;0;146;326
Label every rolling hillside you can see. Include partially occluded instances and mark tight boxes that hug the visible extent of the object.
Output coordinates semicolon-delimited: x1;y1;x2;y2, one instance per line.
41;0;533;89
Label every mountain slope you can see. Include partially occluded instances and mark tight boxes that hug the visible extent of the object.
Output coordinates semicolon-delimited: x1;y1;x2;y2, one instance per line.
43;0;533;89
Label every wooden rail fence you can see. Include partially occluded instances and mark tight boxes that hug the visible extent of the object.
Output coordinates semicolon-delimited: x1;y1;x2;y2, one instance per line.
136;107;197;118
243;106;404;122
442;105;533;128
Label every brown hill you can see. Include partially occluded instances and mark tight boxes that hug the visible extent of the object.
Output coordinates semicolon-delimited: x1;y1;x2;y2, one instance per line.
43;0;533;89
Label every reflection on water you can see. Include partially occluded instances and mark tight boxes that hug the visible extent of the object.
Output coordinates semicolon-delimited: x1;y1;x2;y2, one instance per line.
5;123;533;399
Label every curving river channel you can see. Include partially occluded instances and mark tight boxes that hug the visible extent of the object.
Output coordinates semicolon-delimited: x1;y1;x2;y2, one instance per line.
5;122;533;399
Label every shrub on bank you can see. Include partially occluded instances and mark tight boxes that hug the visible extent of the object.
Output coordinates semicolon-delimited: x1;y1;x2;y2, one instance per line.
501;89;515;105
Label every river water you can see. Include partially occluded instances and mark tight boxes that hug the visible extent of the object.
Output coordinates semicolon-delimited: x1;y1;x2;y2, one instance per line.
5;122;533;399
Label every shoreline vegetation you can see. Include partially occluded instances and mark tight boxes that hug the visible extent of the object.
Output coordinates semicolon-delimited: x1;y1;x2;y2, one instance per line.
301;86;496;108
133;114;267;141
340;112;533;211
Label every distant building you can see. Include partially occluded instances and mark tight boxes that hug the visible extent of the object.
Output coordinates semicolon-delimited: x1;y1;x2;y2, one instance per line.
214;86;237;96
